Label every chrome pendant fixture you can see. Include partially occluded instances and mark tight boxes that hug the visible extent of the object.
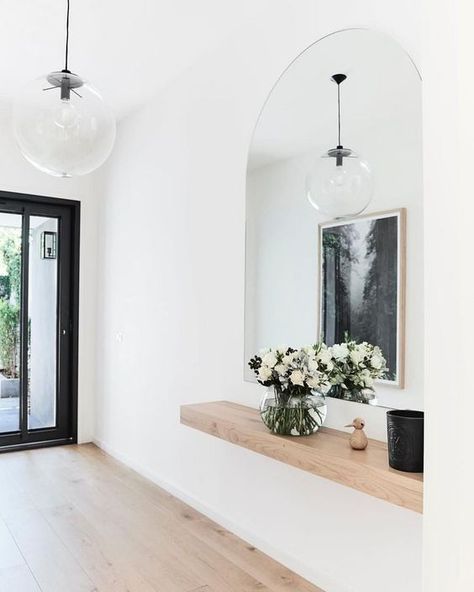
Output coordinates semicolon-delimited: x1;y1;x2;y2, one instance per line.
307;73;373;219
12;0;116;177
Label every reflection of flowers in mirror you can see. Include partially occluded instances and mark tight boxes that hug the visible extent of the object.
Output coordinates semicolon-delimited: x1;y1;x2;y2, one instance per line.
330;338;388;394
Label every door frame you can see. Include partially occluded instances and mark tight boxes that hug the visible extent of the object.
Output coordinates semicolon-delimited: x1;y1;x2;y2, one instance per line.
0;190;80;452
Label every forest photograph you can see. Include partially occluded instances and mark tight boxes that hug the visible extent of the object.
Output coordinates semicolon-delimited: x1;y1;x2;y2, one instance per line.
320;212;402;384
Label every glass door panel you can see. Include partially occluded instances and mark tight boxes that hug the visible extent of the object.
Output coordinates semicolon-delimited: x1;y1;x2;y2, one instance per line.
28;216;58;430
0;191;79;451
0;213;22;434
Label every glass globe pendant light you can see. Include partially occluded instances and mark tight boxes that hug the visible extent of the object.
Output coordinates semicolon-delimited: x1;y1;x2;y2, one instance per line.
12;0;116;177
307;74;373;219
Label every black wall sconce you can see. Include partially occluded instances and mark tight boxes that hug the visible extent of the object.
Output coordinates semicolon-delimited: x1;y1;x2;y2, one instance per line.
41;231;57;259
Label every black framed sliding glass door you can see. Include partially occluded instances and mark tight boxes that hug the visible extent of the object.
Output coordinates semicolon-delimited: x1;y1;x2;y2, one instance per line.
0;191;79;451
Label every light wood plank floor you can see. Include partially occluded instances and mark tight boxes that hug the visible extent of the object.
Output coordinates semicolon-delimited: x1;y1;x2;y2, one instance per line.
0;444;323;592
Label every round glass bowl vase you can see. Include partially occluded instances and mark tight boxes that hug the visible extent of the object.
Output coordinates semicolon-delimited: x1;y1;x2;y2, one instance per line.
259;388;327;436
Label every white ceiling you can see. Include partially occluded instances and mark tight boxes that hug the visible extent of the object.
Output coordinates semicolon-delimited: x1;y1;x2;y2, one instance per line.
248;29;422;171
0;0;267;119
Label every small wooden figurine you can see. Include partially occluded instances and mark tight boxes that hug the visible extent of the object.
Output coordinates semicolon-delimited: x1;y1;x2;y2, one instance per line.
345;417;368;450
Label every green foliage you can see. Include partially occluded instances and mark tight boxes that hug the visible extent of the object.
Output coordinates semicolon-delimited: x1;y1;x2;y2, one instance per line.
0;300;19;378
0;276;10;300
0;232;21;378
0;236;21;303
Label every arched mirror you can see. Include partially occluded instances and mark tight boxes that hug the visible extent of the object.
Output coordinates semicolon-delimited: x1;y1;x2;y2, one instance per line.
244;29;423;410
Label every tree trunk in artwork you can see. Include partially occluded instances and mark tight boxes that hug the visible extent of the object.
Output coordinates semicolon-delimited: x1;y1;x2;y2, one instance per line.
322;227;354;346
363;218;397;379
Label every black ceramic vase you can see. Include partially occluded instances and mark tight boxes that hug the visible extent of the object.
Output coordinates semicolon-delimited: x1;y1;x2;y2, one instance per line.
386;409;424;472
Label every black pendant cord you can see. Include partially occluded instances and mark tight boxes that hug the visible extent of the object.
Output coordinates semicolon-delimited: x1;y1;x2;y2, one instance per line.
64;0;70;72
43;0;82;99
330;74;347;166
337;82;341;147
331;73;347;149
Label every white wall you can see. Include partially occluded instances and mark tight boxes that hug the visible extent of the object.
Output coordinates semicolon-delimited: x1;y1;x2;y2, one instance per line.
422;0;474;590
0;106;99;443
94;3;425;592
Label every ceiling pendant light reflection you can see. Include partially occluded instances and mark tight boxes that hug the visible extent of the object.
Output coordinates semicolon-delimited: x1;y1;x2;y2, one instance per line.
307;73;373;219
12;0;116;177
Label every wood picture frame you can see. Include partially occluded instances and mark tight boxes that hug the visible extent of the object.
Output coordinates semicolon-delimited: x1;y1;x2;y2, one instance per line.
318;208;406;388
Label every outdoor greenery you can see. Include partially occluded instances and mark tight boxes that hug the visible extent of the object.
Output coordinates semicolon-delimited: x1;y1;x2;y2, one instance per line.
0;276;10;300
0;235;21;303
0;231;21;379
0;299;19;378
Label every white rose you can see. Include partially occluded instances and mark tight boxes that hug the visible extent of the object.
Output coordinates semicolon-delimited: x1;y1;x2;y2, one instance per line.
350;349;364;365
262;352;277;368
317;349;333;366
364;375;374;388
371;354;383;369
307;375;322;389
274;364;287;376
289;370;304;386
282;353;295;365
258;365;272;381
332;343;349;360
360;369;374;388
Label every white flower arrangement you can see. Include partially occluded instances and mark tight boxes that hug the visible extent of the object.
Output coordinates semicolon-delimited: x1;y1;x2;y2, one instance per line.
249;345;331;435
327;338;388;401
249;337;388;405
249;345;331;397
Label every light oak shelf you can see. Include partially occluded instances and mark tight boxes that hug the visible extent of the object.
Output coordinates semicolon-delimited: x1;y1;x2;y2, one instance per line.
180;401;423;513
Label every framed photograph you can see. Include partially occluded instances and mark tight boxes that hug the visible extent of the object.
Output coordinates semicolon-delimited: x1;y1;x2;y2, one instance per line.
318;209;406;388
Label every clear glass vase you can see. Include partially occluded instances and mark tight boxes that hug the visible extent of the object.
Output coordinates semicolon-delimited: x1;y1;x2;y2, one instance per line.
259;387;327;436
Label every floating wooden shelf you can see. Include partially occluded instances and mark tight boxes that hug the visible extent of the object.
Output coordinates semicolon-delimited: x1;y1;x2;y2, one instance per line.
180;401;423;513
